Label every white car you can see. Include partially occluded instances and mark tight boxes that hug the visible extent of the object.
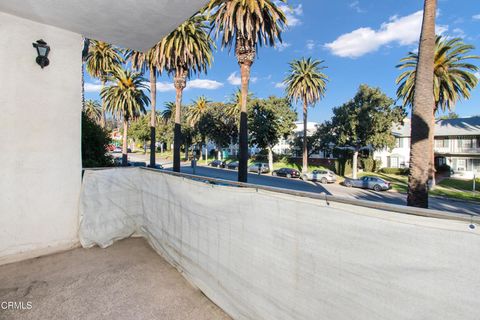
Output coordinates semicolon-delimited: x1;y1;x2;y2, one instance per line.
301;170;337;184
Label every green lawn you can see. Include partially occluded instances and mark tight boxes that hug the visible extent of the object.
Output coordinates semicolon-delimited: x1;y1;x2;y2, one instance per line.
430;178;480;202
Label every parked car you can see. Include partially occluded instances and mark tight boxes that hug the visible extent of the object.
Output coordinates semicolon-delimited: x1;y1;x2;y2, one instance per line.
302;169;337;184
209;160;226;168
248;163;270;174
113;146;122;153
227;161;239;170
106;144;116;152
272;168;301;179
343;176;391;191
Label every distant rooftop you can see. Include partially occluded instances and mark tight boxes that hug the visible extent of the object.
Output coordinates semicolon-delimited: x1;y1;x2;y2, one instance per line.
393;116;480;137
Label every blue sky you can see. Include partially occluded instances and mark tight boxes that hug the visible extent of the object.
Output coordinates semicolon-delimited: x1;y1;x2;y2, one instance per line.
84;0;480;123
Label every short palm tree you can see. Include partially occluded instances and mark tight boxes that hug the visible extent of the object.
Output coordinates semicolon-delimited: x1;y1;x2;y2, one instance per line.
159;14;214;172
84;99;102;124
397;36;479;187
404;0;437;208
187;96;211;127
161;102;176;123
284;58;328;173
125;44;164;167
85;40;123;128
101;68;149;166
208;0;287;182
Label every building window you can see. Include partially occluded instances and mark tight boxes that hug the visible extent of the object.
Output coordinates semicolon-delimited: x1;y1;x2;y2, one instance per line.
460;139;474;149
457;159;467;171
395;138;403;148
435;138;449;148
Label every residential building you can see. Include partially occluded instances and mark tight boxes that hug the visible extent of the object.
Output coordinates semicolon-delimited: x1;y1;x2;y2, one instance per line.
374;117;480;179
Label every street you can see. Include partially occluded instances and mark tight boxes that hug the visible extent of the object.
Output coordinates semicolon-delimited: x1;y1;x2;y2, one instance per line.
123;153;479;215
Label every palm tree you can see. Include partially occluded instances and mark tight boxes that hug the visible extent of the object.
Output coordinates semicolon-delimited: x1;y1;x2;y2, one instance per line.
209;0;287;182
284;58;328;173
101;68;149;166
396;36;479;186
85;40;123;128
125;45;164;167
187;96;211;127
161;102;176;123
405;0;437;208
84;99;102;123
159;14;214;172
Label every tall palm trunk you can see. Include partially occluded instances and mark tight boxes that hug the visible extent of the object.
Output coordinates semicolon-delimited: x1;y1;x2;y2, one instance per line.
100;79;106;128
430;109;437;187
149;67;157;167
173;69;186;172
407;0;437;208
122;120;128;166
236;36;256;182
302;99;308;174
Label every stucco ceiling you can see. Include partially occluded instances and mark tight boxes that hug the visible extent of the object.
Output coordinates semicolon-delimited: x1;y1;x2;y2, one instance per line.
0;0;208;51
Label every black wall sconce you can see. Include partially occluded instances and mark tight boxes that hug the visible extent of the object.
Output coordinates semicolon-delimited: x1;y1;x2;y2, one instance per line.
32;39;50;68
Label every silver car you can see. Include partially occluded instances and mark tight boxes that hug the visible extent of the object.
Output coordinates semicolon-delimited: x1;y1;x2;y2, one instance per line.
343;176;391;191
302;170;337;184
248;163;270;174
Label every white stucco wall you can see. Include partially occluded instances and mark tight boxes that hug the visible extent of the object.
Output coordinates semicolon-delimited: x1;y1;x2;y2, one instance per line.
0;12;82;264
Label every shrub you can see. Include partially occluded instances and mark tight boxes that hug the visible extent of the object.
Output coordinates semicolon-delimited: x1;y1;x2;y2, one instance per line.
361;158;375;172
82;112;113;168
334;159;352;176
379;167;409;175
436;163;451;173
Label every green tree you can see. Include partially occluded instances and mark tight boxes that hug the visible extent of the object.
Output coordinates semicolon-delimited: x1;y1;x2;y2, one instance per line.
84;99;102;124
291;121;335;159
81;111;113;168
159;14;214;172
331;85;405;179
396;35;479;187
101;68;149;166
284;58;328;173
248;96;296;171
187;96;211;127
125;43;165;167
198;104;238;159
405;0;437;208
438;112;460;120
85;40;123;128
209;0;287;182
129;115;151;153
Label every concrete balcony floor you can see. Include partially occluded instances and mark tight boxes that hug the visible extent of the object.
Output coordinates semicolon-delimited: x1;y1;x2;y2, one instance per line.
0;238;230;320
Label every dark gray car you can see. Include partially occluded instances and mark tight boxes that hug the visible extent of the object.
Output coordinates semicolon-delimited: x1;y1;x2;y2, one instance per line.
343;176;391;191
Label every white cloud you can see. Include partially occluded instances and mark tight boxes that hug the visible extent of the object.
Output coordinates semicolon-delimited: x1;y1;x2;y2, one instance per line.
275;82;287;89
275;42;291;52
155;82;175;92
452;28;466;38
227;72;257;85
473;14;480;20
349;1;366;13
325;11;448;58
153;79;223;92
187;79;224;90
84;82;103;92
278;4;303;27
306;40;316;50
475;72;480;79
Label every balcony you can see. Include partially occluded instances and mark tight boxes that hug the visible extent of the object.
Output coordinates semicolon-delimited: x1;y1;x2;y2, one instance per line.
0;237;230;320
2;168;480;320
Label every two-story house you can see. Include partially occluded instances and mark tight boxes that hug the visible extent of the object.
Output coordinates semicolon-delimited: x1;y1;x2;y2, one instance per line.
374;116;480;179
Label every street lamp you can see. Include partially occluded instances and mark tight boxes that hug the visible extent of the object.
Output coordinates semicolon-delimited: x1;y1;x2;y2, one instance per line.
32;39;50;68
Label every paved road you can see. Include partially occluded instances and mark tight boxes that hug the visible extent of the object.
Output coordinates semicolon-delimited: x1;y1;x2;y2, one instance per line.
122;153;479;215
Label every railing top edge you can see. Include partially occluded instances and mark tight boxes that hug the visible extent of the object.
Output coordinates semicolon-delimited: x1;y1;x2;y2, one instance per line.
82;167;479;224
